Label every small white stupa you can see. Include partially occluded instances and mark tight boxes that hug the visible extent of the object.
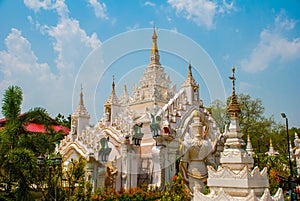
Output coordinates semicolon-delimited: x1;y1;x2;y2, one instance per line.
246;134;255;157
193;67;284;201
265;138;279;156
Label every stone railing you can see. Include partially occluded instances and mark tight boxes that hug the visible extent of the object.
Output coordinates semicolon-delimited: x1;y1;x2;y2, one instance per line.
156;89;188;126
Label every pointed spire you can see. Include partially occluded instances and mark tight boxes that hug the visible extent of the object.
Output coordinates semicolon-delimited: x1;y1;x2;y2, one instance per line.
188;63;192;77
182;63;197;87
223;66;245;148
119;84;130;105
246;134;254;156
150;26;160;64
73;84;90;118
152;26;158;53
227;66;241;117
79;84;84;106
270;138;273;147
104;76;119;106
265;138;279;156
112;75;115;92
123;84;127;94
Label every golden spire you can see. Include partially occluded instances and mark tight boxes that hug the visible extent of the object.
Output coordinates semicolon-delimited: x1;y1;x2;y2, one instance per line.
227;66;241;117
270;138;273;147
123;84;127;93
150;26;160;64
152;26;158;53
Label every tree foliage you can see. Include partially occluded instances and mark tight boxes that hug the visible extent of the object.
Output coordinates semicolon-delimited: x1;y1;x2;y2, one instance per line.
210;93;300;193
208;99;229;131
0;85;66;200
55;113;71;129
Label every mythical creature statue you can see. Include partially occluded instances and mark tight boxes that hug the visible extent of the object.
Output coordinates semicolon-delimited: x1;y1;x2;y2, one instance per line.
132;123;144;145
98;137;112;162
179;126;216;194
150;114;161;137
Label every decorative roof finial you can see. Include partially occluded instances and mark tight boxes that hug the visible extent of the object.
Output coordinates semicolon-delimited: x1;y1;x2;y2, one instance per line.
152;26;158;53
230;67;236;94
227;66;241;117
112;75;115;92
270;138;273;147
188;62;194;79
104;75;119;106
79;83;84;105
150;26;160;65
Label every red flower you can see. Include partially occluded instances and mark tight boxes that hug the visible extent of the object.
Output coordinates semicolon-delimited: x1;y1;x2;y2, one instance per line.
172;175;178;181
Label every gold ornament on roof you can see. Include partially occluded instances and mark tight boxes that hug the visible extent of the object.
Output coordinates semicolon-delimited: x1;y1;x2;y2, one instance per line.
227;66;241;117
152;27;158;53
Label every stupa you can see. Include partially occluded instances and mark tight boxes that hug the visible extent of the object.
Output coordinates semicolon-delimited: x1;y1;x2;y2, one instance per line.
57;29;223;192
193;67;284;201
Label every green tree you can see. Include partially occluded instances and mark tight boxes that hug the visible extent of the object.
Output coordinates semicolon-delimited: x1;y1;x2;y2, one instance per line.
55;113;71;129
210;94;283;165
209;99;229;131
0;85;60;200
260;154;289;194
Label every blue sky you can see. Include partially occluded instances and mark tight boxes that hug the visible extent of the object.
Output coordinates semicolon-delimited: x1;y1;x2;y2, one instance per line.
0;0;299;127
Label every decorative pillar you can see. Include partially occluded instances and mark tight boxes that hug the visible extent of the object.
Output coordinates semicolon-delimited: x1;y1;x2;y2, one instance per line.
97;165;106;188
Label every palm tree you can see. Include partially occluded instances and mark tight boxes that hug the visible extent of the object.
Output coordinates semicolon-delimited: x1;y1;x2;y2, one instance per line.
0;85;59;200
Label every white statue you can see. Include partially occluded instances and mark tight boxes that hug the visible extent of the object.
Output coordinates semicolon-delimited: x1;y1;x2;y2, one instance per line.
180;131;216;193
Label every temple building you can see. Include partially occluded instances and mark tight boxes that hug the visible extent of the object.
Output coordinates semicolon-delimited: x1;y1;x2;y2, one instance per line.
57;29;222;191
57;29;283;200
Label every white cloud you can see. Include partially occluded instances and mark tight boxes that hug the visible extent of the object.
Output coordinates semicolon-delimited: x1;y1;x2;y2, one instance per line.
238;82;258;93
0;0;102;117
27;15;41;29
0;28;61;113
145;1;156;7
218;0;235;14
275;10;297;31
24;0;69;18
88;0;108;19
43;17;101;73
240;13;300;73
167;0;235;29
24;0;101;74
23;0;54;11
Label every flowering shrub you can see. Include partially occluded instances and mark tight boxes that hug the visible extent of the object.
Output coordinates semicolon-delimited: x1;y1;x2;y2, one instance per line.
91;173;191;201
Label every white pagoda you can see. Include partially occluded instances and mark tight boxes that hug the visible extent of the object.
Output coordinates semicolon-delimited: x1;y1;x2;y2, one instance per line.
57;29;223;192
193;67;284;201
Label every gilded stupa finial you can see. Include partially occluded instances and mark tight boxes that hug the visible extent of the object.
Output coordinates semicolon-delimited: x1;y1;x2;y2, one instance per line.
123;84;127;92
227;66;241;117
152;26;158;53
150;26;160;64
